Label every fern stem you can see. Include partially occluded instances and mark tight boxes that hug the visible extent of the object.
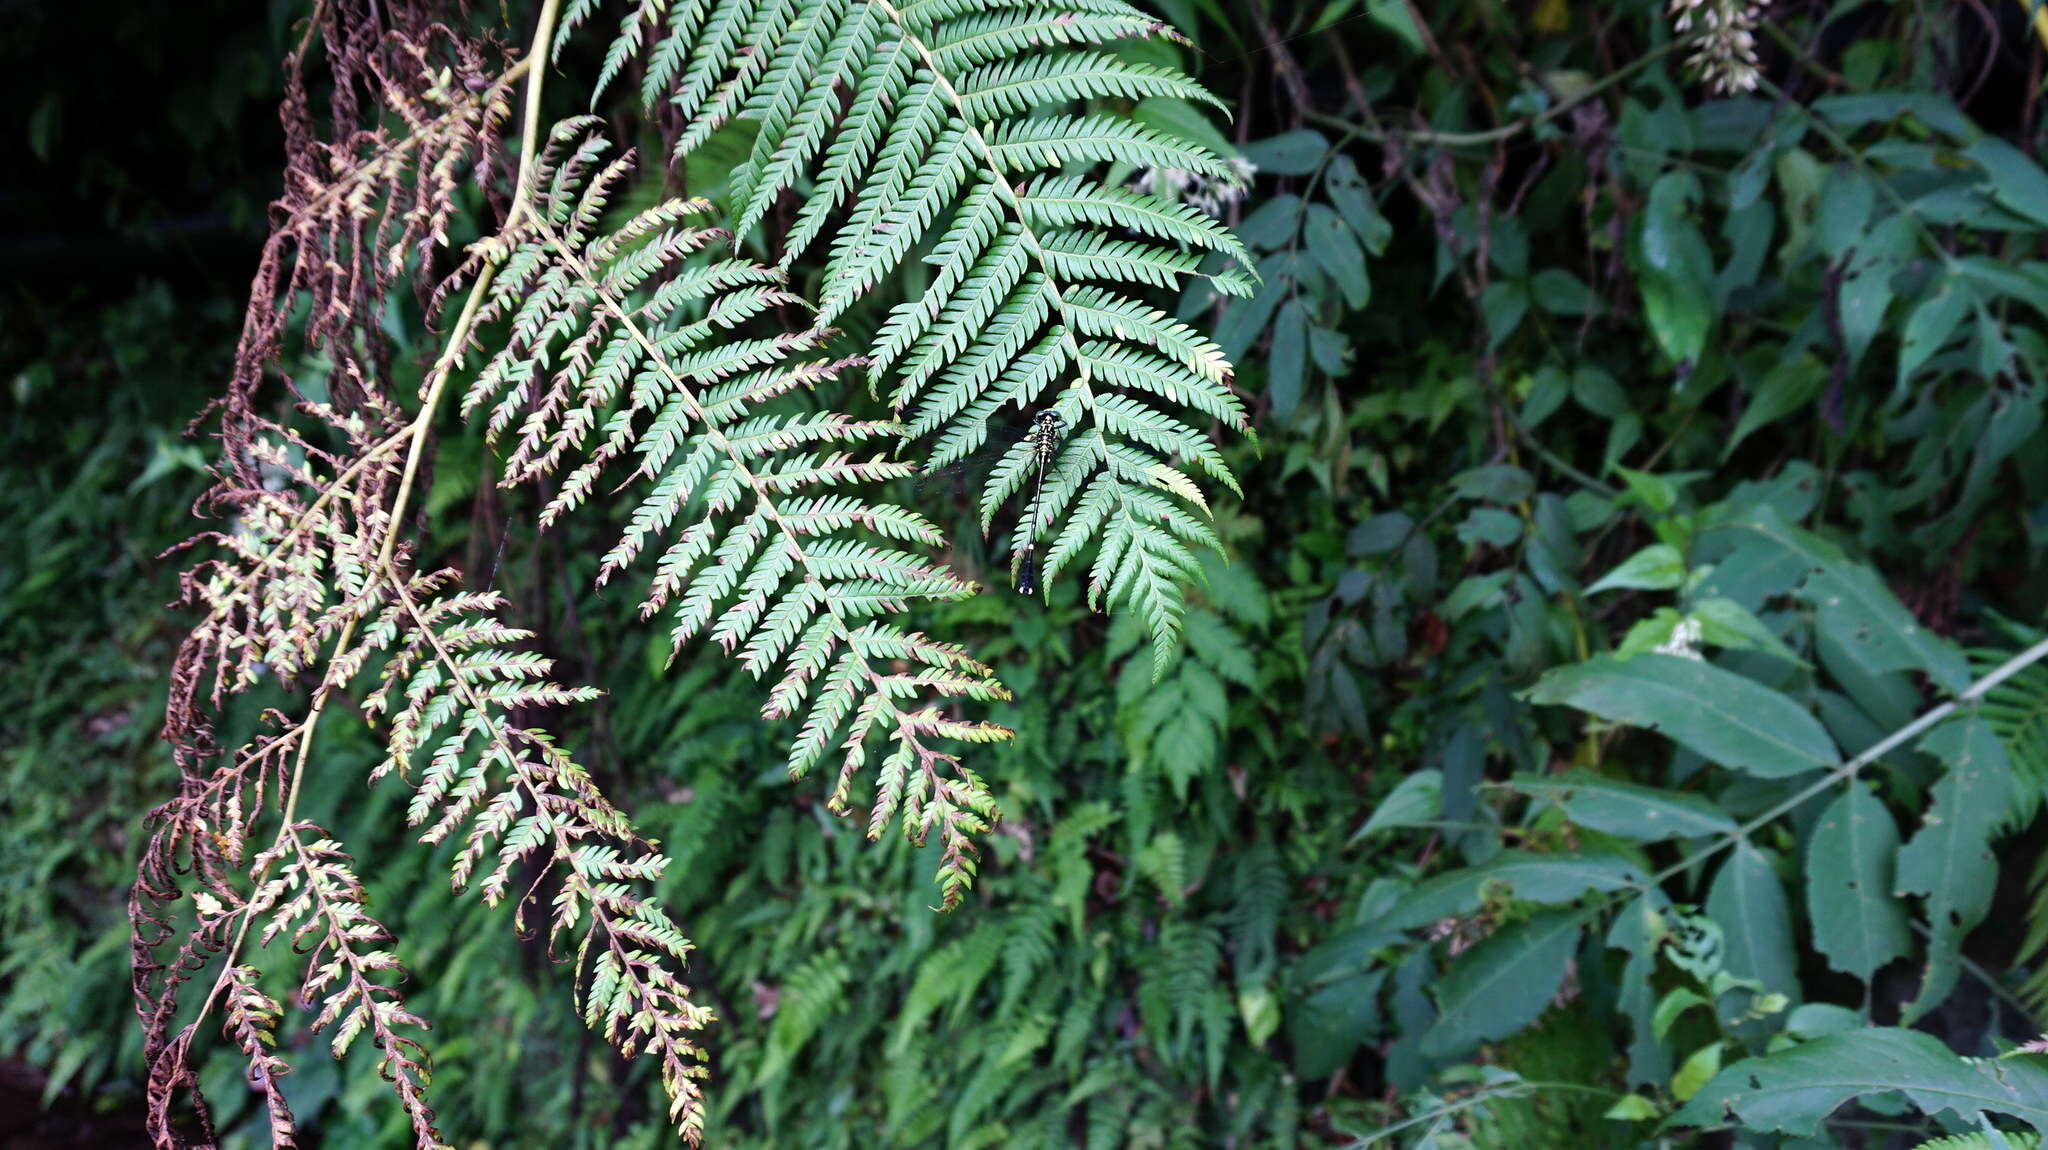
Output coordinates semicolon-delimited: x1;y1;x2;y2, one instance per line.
187;429;411;642
278;0;564;831
1351;1078;1620;1146
1301;37;1684;149
192;0;566;1056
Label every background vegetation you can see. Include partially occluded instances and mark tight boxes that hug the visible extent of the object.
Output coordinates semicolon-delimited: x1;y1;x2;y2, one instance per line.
8;0;2048;1147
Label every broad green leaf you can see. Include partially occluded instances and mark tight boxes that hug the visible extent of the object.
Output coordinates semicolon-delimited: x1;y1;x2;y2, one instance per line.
1294;878;1412;986
1268;300;1308;421
1954;254;2048;318
1289;969;1385;1078
1894;714;2011;1022
1898;281;1973;392
1306;203;1370;309
1420;909;1585;1059
1456;507;1522;548
1783;1003;1863;1039
1443;571;1510;620
1608;895;1674;1087
1728;355;1827;457
1701;510;1972;694
1351;770;1442;841
1132;96;1239;158
1612;465;1682;517
1531;267;1599;316
1812;92;1976;139
1805;787;1909;982
1504;773;1736;841
1451;464;1536;505
1817;164;1876;258
1837;256;1895;364
1635;171;1715;365
1381;850;1646;932
1674;1028;2048;1135
1586;544;1686;595
1480;280;1529;348
1652;987;1713;1038
1603;1093;1661;1121
1615;607;1686;660
1707;843;1799;1002
1689;597;1807;667
1323;154;1391;253
1528;654;1840;778
1215;252;1290;359
1967;136;2048;227
1672;1041;1725;1102
1366;0;1426;52
1242;130;1327;176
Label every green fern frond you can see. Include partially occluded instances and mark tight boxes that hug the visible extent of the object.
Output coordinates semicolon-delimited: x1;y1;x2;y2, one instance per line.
343;565;716;1138
222;965;296;1145
1136;919;1221;1051
457;120;1012;907
755;951;852;1086
243;827;445;1147
594;0;1256;673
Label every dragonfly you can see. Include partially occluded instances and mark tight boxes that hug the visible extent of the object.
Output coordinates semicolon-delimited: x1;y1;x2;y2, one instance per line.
911;409;1070;594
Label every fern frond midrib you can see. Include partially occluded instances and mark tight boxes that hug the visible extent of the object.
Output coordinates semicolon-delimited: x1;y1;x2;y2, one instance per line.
525;206;974;750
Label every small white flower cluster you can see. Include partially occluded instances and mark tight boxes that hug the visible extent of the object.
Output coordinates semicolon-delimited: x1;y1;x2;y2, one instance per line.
1655;617;1706;660
1670;0;1765;94
1133;155;1258;219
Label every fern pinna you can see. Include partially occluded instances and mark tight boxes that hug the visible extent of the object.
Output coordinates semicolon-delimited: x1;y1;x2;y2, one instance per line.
449;119;1011;908
579;0;1258;670
139;393;714;1143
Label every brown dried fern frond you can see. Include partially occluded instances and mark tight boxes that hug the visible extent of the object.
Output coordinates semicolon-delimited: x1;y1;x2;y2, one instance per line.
218;7;513;486
134;0;721;1141
139;392;717;1144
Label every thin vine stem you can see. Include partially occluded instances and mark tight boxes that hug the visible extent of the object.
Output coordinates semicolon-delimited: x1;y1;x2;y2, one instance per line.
1303;37;1684;150
1646;631;2048;893
1349;1078;1620;1146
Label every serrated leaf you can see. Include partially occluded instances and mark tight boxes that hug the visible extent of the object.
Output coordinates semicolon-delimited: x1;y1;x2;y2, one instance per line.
1894;713;2011;1022
1707;843;1799;1003
1381;850;1646;932
1703;510;1971;693
1290;969;1385;1079
1420;909;1585;1060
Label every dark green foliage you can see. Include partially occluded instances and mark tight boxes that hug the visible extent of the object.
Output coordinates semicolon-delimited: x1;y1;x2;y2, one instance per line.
10;0;2048;1148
